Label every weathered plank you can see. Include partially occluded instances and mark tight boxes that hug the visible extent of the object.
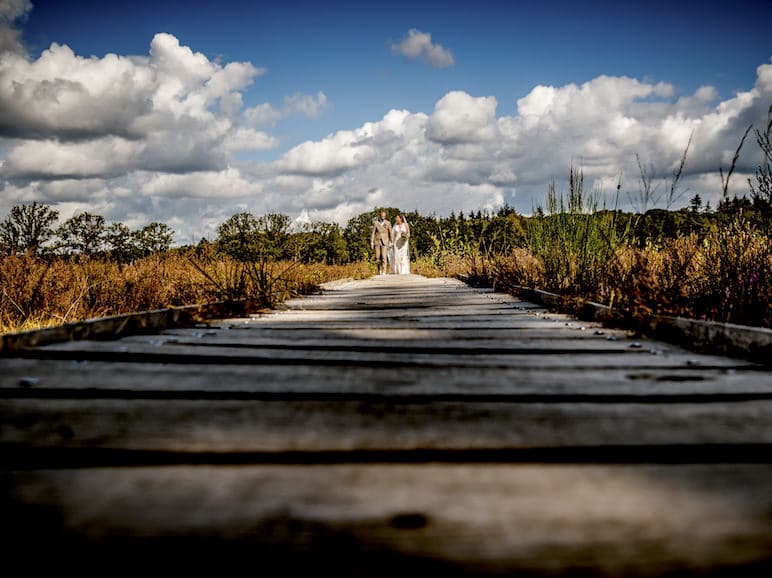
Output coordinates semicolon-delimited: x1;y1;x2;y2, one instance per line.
22;340;753;369
117;327;634;349
255;307;551;319
159;325;624;339
3;358;769;396
3;399;772;456
3;465;772;575
37;335;658;353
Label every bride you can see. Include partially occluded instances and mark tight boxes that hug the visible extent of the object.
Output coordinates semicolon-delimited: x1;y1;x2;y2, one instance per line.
390;214;410;275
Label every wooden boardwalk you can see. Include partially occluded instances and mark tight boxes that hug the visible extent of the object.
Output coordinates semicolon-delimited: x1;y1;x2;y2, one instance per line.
2;274;772;575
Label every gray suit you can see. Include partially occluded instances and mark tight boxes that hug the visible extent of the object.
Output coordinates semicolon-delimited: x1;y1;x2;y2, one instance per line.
371;218;392;272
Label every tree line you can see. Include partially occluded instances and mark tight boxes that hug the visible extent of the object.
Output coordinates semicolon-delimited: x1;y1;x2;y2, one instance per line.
0;190;768;266
0;204;174;261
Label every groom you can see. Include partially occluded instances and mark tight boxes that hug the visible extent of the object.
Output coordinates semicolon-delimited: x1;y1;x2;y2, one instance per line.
370;210;392;275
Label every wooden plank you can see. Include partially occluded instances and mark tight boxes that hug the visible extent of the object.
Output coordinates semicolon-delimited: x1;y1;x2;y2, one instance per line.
3;358;770;396
277;299;535;310
3;399;772;454
253;318;575;330
225;317;600;330
121;318;627;344
228;310;611;328
3;464;772;574
63;335;659;353
23;340;754;369
292;291;499;303
160;325;620;340
254;308;549;319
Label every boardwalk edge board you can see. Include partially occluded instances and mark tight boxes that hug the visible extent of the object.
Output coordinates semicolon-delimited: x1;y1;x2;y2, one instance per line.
0;277;354;354
501;283;772;363
0;298;271;354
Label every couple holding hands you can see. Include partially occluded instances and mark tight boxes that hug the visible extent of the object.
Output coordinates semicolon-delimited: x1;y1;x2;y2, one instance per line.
370;210;411;275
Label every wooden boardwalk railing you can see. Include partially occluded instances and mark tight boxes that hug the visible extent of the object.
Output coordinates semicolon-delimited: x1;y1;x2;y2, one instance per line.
2;274;772;575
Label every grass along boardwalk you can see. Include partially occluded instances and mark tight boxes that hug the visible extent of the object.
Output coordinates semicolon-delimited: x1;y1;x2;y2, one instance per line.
2;274;772;575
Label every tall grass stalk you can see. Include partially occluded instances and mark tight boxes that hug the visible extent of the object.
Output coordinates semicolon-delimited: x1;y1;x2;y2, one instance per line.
720;124;753;200
667;130;693;210
527;167;630;294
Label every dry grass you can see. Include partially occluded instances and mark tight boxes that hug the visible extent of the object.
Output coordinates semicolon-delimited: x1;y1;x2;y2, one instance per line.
592;220;771;326
445;216;770;328
0;252;374;334
412;253;468;278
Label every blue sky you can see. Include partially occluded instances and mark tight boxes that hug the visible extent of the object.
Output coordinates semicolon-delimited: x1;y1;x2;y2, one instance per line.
1;0;771;240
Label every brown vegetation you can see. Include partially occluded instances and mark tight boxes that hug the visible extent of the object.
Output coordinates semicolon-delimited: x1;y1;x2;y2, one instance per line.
0;252;373;334
472;216;771;328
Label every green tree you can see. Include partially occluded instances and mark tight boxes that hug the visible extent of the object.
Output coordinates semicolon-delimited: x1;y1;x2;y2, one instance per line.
0;202;59;255
293;222;348;264
257;212;292;259
216;212;263;261
57;212;106;256
134;222;174;255
105;222;140;263
482;210;528;253
344;212;375;262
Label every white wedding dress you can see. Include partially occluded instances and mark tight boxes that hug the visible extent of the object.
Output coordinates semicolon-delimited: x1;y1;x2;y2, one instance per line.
391;223;410;275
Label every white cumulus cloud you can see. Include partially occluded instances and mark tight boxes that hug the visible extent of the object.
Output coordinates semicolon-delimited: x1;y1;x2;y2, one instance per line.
284;91;328;118
223;128;278;152
141;167;261;199
0;29;273;180
244;102;283;126
427;91;499;143
244;91;328;127
0;0;31;53
277;128;377;176
391;28;455;68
